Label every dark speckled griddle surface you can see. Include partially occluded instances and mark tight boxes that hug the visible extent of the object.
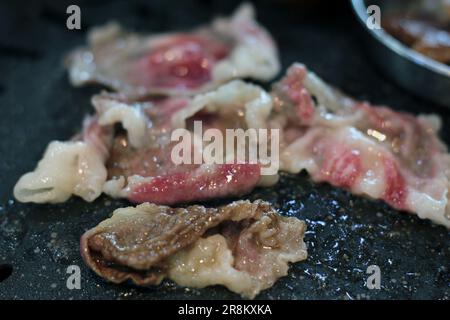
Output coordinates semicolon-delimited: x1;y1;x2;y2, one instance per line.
0;0;449;300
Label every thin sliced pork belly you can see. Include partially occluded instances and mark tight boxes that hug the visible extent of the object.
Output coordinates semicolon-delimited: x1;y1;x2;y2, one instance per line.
65;4;279;98
14;81;273;205
80;200;307;298
273;63;450;228
101;81;275;204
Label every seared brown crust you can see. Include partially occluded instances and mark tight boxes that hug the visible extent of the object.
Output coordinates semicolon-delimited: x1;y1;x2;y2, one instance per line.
80;200;270;285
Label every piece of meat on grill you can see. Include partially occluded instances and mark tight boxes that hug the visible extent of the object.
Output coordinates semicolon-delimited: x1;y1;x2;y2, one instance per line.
14;79;273;205
272;63;450;228
80;200;307;299
65;4;279;98
100;80;275;204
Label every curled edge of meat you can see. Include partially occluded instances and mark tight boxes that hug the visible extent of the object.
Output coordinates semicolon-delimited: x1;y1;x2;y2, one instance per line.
80;200;307;299
13;117;112;203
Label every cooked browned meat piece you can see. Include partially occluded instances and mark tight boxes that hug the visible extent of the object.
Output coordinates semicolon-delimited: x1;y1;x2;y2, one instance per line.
80;200;307;298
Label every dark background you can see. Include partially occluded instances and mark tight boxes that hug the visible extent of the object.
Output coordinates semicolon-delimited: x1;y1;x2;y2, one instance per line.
0;0;448;299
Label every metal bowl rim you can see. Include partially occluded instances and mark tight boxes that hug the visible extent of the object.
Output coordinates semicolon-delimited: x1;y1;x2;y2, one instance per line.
351;0;450;78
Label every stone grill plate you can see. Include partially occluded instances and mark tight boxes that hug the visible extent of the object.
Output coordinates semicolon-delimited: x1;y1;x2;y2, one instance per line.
0;0;448;300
